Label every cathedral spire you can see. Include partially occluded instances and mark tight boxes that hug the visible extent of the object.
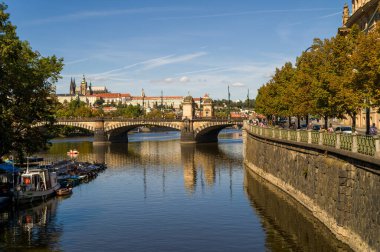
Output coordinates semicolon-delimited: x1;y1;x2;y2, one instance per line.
69;77;76;95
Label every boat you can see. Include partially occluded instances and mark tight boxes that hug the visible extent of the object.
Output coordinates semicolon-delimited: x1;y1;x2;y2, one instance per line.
67;150;79;159
55;187;72;196
0;163;20;209
13;168;60;205
67;150;79;155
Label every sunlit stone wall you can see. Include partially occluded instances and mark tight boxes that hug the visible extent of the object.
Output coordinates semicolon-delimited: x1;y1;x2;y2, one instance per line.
243;131;380;252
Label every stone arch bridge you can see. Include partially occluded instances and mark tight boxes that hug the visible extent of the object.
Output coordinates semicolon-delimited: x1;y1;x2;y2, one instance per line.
37;118;243;143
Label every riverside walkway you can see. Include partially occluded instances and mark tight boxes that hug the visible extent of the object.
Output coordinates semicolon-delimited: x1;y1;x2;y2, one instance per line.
244;122;380;159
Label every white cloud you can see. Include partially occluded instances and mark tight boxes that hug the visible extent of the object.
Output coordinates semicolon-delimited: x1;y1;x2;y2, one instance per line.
179;76;190;83
28;7;191;25
64;58;91;65
152;8;338;21
165;78;174;83
142;52;207;70
231;82;245;87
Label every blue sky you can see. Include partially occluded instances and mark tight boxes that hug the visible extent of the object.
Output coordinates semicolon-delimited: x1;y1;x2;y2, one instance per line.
5;0;347;100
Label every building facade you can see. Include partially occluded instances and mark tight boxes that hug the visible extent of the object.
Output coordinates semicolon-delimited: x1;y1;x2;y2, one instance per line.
56;77;212;113
342;0;380;31
340;1;380;129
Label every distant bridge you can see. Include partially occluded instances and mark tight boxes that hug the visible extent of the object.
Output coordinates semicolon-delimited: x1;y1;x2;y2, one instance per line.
36;118;243;143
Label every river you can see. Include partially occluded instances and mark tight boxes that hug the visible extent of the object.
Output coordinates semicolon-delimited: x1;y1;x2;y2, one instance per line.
0;129;351;251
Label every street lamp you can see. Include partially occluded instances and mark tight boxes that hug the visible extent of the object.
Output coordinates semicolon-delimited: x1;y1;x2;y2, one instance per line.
9;155;14;189
227;85;231;120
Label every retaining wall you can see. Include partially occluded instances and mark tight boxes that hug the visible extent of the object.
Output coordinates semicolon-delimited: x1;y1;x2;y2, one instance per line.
243;130;380;251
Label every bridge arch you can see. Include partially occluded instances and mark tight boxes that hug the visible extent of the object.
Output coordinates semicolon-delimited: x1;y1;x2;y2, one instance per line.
194;122;242;143
105;121;182;143
34;121;95;132
54;121;95;132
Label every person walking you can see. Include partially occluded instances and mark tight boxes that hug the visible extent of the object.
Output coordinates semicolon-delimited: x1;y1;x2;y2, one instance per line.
328;124;334;133
369;123;377;136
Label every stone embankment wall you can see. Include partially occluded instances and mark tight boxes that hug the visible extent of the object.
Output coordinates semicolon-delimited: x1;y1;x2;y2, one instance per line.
243;130;380;252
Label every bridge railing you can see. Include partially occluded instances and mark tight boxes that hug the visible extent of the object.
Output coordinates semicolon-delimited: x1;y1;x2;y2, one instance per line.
56;117;244;123
244;121;380;158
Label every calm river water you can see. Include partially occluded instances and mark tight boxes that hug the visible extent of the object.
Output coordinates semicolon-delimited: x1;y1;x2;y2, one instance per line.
0;130;351;251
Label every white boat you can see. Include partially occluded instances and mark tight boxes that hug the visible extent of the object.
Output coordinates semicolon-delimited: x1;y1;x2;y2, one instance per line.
14;168;60;205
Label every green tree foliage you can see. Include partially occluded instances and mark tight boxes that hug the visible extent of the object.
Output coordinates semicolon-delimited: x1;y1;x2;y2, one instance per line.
255;25;380;130
55;99;100;118
255;62;296;119
0;4;63;160
351;26;380;110
145;109;163;119
111;104;142;118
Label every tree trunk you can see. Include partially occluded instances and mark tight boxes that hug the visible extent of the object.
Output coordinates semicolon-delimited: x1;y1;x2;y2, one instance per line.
324;115;328;130
366;107;370;135
288;116;291;129
306;114;309;126
297;116;301;129
351;112;357;133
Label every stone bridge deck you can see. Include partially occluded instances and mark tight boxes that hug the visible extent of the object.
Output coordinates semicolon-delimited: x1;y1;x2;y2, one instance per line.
39;117;243;143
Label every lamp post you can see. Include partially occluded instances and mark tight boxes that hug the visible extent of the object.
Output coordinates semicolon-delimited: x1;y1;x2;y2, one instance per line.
227;85;231;120
366;96;371;135
9;155;14;189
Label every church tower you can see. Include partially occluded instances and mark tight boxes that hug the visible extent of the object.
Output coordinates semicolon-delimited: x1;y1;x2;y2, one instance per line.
69;78;76;95
89;82;93;95
80;75;87;95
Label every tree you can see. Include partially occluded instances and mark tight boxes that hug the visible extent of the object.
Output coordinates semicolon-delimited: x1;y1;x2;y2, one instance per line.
328;27;363;131
0;4;63;160
351;26;380;132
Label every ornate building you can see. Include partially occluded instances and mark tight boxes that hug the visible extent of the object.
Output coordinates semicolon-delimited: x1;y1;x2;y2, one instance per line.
340;0;380;32
340;0;380;129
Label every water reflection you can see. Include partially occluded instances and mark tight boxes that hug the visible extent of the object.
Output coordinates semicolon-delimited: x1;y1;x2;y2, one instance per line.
0;199;62;251
40;136;242;196
0;131;352;251
244;168;352;252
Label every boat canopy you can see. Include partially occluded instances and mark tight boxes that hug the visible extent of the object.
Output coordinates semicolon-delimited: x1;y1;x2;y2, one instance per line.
0;163;20;173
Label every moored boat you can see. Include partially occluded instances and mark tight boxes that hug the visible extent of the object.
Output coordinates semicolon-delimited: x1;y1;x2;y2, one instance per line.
67;149;79;155
13;168;60;205
55;187;72;196
0;163;20;209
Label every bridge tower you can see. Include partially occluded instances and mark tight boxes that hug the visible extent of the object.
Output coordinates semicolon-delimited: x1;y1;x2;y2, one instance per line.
201;94;213;118
182;95;195;120
181;95;196;142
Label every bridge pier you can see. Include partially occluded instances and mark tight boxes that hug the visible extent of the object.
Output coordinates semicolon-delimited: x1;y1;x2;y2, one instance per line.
108;131;129;143
180;119;196;143
93;119;109;144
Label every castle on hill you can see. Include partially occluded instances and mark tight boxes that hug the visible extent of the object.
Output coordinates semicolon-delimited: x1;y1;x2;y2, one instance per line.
55;75;214;117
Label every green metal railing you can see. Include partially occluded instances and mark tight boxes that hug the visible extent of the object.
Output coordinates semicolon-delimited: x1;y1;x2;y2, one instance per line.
311;131;319;144
290;130;297;141
340;134;353;151
244;122;379;158
357;135;375;156
300;131;308;143
322;133;336;147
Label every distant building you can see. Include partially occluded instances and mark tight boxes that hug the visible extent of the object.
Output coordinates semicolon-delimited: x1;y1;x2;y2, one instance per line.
56;78;212;113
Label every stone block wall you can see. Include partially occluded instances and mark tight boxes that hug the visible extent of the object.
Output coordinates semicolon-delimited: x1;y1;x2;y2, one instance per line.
244;131;380;252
